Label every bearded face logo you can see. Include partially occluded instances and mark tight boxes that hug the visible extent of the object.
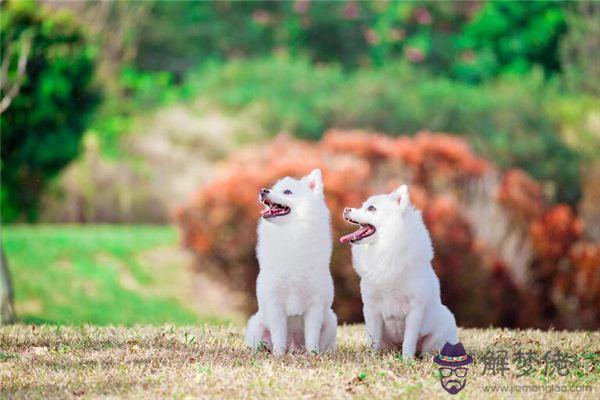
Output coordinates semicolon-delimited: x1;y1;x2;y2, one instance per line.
439;366;468;394
433;342;473;395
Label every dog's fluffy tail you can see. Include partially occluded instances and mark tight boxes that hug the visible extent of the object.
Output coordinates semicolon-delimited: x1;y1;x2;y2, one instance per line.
421;306;458;354
441;305;459;344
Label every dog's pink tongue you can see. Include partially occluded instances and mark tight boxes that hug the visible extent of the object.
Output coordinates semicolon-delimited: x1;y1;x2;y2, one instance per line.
340;226;369;244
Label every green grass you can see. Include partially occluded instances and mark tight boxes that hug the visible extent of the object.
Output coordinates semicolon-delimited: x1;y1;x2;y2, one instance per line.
1;225;222;326
0;325;598;399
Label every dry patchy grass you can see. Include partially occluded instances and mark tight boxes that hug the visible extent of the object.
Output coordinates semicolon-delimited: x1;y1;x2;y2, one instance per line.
1;324;598;399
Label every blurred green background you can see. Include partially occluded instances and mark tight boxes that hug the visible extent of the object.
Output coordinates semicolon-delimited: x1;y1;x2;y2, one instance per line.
1;0;598;326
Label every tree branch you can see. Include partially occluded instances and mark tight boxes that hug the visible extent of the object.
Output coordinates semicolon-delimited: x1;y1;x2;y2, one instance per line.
0;43;14;90
0;33;33;114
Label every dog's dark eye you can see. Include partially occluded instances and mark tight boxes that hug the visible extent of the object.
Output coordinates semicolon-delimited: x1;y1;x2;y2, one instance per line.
283;189;293;195
367;205;376;212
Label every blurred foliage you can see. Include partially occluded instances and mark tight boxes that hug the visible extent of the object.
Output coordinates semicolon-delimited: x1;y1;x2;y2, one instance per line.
188;57;343;140
177;130;600;329
0;0;99;222
560;2;600;96
2;0;598;222
454;1;567;81
2;225;222;325
189;57;581;203
135;1;570;83
90;67;181;159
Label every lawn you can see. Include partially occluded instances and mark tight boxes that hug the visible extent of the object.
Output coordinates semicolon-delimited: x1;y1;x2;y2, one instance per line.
1;225;222;326
0;324;598;399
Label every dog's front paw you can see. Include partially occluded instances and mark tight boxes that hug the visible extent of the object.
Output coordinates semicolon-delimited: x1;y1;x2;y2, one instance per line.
308;348;320;356
272;346;286;357
367;339;381;352
401;351;415;360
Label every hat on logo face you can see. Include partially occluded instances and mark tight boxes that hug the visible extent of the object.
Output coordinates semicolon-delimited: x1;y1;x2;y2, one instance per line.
433;342;473;367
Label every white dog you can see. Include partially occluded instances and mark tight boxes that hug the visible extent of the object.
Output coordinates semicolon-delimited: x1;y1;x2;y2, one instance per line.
340;185;458;359
245;169;337;355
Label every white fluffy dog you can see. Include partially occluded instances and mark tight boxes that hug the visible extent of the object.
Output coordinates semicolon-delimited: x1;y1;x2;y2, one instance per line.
245;169;337;355
340;185;458;359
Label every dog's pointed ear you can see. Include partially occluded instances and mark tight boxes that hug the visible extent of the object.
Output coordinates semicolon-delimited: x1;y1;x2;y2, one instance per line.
390;184;410;210
303;168;324;194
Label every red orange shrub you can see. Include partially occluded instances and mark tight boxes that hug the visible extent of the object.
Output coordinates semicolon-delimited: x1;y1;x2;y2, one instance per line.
498;169;545;221
530;205;583;262
569;242;600;311
177;130;599;329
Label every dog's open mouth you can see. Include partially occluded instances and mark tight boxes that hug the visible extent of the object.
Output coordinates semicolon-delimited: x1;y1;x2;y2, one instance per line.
340;218;376;244
260;197;291;219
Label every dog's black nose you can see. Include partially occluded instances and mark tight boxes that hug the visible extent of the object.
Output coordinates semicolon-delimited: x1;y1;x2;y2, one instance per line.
343;208;351;219
259;188;270;201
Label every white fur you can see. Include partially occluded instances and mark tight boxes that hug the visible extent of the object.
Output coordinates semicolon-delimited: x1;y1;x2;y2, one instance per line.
344;185;458;359
245;169;337;355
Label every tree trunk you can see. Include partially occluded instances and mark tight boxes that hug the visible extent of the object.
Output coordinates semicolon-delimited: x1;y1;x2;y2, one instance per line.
0;246;15;325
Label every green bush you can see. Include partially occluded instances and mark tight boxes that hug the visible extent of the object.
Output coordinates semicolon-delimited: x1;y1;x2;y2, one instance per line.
91;67;181;159
187;57;581;203
188;57;343;140
454;1;567;82
134;1;571;82
1;0;99;222
332;65;581;203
